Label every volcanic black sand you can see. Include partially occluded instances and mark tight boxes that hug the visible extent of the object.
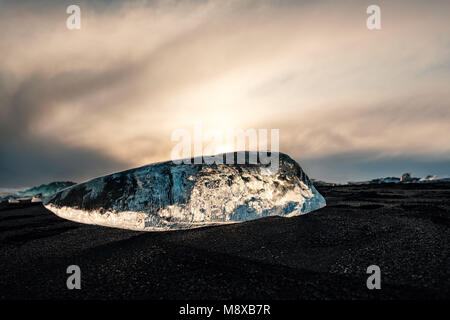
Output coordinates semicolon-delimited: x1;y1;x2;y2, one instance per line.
0;183;449;300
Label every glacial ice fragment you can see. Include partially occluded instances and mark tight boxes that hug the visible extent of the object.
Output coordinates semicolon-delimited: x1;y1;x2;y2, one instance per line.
44;152;326;231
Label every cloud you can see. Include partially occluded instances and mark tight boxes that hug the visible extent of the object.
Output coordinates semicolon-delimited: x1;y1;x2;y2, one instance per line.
300;151;450;183
272;92;450;159
0;136;127;187
0;0;449;186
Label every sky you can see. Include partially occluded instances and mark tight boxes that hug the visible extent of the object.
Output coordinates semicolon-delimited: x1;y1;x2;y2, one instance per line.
0;0;449;187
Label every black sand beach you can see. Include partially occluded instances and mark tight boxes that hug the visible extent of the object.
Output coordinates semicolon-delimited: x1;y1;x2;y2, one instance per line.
0;183;449;299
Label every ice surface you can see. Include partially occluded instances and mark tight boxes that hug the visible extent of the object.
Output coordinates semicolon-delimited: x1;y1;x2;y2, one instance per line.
45;152;326;231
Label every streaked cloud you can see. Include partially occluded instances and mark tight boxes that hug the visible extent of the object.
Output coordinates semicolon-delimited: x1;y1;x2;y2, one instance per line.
0;0;449;186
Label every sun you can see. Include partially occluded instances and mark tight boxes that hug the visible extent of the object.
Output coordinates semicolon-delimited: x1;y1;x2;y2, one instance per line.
215;143;235;155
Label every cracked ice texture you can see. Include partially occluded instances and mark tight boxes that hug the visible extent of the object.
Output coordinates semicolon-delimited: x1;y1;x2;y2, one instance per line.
45;152;326;231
